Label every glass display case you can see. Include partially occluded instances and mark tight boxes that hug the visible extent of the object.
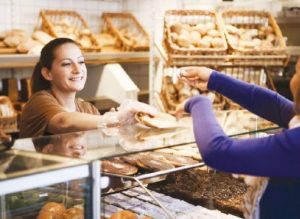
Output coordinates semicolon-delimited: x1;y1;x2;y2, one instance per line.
3;114;279;218
0;149;91;219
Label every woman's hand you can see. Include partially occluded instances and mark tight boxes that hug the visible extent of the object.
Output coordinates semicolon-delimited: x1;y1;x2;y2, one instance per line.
179;66;214;91
117;100;158;125
98;112;120;128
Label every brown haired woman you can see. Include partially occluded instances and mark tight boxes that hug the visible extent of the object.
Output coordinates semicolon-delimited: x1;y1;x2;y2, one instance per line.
175;60;300;219
20;38;156;138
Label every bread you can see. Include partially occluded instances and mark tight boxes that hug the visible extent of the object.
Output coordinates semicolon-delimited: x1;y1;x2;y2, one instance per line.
63;207;83;219
17;38;42;53
136;153;175;171
37;202;66;219
135;112;178;129
101;158;138;175
32;30;54;45
109;210;137;219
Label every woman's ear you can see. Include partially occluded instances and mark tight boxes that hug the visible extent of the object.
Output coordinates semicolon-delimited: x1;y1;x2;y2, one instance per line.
41;67;52;81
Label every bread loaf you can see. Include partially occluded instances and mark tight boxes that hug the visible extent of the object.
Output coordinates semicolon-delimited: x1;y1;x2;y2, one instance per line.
32;30;54;45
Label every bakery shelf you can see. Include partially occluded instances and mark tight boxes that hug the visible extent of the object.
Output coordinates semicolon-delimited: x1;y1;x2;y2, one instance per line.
0;52;152;69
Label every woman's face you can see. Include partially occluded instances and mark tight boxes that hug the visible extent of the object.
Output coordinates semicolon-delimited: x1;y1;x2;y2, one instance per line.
46;43;87;93
290;58;300;100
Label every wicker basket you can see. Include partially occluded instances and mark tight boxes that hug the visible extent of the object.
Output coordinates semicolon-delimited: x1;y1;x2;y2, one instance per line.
164;10;228;56
0;96;18;131
39;10;101;52
102;12;149;51
220;10;286;55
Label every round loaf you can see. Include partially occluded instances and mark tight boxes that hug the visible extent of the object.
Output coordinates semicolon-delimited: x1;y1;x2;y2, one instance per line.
63;207;84;219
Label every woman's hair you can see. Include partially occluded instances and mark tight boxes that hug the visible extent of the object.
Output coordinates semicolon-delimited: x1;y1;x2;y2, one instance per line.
31;38;78;94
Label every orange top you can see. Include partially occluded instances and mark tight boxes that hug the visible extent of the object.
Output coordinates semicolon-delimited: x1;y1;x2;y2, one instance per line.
19;90;99;138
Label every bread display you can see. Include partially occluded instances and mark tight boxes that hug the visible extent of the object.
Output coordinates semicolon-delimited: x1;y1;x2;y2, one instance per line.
102;13;149;51
39;10;100;52
160;72;225;113
221;10;286;54
164;10;227;55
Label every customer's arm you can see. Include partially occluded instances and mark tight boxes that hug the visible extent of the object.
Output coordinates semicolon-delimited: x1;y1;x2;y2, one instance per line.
186;96;300;177
208;71;295;128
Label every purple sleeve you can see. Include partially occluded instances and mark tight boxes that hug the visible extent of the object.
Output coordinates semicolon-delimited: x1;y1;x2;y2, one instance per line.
185;96;300;177
208;71;295;128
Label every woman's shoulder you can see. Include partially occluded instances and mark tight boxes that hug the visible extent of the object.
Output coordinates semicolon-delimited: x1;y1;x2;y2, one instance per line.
75;98;99;115
28;90;55;101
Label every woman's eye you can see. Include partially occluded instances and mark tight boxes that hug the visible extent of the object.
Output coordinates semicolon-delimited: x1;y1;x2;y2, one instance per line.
79;61;85;65
61;62;71;66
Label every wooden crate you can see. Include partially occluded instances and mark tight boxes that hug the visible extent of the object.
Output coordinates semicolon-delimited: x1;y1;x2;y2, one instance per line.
102;12;149;51
39;9;101;52
220;10;286;55
164;10;228;56
0;96;18;131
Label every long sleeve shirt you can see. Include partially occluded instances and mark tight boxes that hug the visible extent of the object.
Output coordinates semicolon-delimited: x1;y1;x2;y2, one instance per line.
185;71;300;177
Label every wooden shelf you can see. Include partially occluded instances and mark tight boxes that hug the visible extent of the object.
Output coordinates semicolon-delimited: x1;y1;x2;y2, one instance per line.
0;52;151;69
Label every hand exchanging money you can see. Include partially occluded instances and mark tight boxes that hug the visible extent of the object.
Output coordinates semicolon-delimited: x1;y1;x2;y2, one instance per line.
179;66;214;91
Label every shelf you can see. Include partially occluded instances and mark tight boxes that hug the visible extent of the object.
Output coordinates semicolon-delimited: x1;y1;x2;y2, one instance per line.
0;52;151;69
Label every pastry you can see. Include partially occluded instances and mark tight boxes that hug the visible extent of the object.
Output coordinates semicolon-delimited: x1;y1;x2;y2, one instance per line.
32;30;54;45
37;202;66;219
136;153;175;171
109;210;137;219
63;207;83;219
101;158;138;175
153;152;198;166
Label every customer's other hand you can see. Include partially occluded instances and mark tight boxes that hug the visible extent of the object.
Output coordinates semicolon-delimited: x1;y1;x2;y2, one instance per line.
174;99;189;120
179;66;214;91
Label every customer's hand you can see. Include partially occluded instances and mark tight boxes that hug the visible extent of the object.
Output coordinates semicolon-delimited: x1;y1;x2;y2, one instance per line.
179;66;214;91
174;99;189;120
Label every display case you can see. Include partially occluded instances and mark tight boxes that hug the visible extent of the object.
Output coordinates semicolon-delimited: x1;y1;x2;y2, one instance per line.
6;115;278;218
0;149;92;218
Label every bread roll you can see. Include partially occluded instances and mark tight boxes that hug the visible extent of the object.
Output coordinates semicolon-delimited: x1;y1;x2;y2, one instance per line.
207;29;220;37
37;202;66;219
211;37;224;48
32;30;54;45
17;38;42;53
4;34;30;47
190;31;201;46
225;24;239;35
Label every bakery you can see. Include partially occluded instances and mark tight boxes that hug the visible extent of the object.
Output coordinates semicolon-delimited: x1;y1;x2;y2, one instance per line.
0;0;299;218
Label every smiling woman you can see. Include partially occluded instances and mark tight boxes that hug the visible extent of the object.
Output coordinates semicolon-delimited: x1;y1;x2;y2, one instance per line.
19;38;156;138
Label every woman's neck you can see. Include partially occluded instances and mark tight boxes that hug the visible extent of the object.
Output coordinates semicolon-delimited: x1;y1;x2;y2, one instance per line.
50;88;76;112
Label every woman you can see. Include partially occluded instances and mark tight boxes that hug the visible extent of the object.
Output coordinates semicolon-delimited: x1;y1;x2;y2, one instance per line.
20;38;156;138
175;61;300;219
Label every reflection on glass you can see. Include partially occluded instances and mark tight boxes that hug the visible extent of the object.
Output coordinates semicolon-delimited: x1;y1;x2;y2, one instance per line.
33;132;87;158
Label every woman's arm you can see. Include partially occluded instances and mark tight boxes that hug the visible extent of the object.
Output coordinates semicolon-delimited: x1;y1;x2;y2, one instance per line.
47;111;118;134
208;71;295;128
185;96;300;177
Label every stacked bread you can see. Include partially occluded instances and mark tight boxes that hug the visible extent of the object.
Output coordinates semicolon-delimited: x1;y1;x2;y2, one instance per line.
0;29;53;54
225;24;278;50
169;22;225;49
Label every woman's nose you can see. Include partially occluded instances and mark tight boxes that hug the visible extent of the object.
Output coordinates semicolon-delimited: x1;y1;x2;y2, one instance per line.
72;63;81;74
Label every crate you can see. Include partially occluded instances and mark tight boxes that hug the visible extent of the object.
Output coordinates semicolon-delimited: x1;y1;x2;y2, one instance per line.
164;10;228;56
157;67;226;113
102;12;149;51
220;10;286;55
0;96;18;131
39;10;101;52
